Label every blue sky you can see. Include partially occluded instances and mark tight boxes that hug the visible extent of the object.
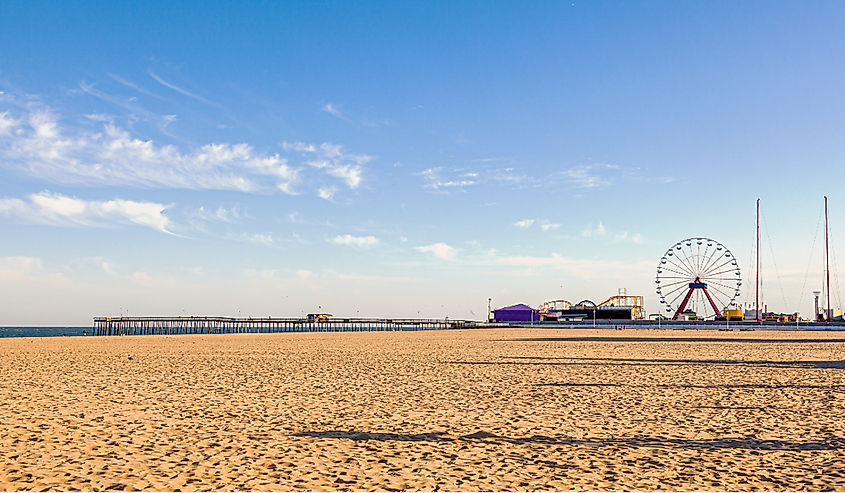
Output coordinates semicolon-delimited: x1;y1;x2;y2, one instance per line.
1;1;844;324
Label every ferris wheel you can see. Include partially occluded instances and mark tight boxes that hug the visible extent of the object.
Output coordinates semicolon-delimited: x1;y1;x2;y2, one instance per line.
656;238;742;320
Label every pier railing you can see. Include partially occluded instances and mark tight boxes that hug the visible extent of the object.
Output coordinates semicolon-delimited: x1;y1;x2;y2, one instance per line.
92;316;477;336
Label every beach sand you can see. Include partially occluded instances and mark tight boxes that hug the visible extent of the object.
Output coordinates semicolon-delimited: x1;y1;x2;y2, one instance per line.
1;328;844;491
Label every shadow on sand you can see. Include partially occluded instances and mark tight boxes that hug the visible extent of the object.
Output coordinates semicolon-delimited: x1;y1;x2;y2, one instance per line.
294;430;844;451
448;356;845;370
536;381;844;389
500;336;845;344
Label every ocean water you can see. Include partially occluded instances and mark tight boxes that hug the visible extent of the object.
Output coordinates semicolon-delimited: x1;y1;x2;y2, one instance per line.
0;327;90;338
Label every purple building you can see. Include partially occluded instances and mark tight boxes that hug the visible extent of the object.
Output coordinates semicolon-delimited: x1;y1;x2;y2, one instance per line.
493;303;540;323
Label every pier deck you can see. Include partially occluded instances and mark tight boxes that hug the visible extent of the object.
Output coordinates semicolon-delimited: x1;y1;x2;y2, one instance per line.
92;316;475;336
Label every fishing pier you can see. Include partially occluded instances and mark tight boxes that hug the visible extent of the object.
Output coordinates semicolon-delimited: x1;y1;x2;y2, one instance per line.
92;316;474;336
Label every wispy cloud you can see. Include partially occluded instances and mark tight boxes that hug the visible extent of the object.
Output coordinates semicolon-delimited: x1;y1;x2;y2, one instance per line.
418;166;528;191
360;117;393;128
490;252;653;279
76;256;118;275
558;164;614;188
147;69;219;107
329;235;379;248
415;242;457;261
514;218;559;231
244;233;276;246
582;221;643;243
225;232;282;246
582;221;607;237
322;103;391;127
78;81;162;121
322;103;347;120
0;105;299;193
188;204;244;223
613;231;645;244
0;191;173;233
418;168;475;190
552;163;672;190
540;220;561;232
283;141;371;189
107;73;160;98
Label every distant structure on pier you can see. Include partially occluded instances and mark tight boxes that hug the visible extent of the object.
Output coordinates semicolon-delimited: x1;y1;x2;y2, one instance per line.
492;288;645;323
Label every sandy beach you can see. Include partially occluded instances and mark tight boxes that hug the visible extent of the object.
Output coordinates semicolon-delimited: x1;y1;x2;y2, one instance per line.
1;328;844;491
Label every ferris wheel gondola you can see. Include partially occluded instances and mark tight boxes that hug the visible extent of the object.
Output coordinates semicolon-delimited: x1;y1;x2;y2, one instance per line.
655;238;742;320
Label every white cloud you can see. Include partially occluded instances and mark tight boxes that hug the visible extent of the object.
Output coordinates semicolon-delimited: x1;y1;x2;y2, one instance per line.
0;105;299;193
514;219;534;228
318;186;336;200
283;141;370;189
329;235;379;248
415;242;457;261
0;191;173;233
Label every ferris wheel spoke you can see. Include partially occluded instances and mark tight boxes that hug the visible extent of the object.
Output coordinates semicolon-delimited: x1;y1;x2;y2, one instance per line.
700;240;716;272
663;257;694;276
658;278;696;290
663;287;686;305
708;294;729;311
708;283;732;298
699;243;724;277
658;265;697;278
702;276;741;289
698;241;712;273
704;278;740;291
710;291;731;308
701;257;734;275
699;254;723;280
701;268;741;280
701;258;736;278
676;246;700;277
708;286;736;306
658;274;695;279
668;245;695;275
663;284;692;304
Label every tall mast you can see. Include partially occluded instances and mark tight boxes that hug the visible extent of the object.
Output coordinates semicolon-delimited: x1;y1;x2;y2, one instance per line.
825;196;830;321
756;198;760;321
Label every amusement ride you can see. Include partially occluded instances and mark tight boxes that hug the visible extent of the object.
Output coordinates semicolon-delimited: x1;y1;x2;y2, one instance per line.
655;238;742;320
